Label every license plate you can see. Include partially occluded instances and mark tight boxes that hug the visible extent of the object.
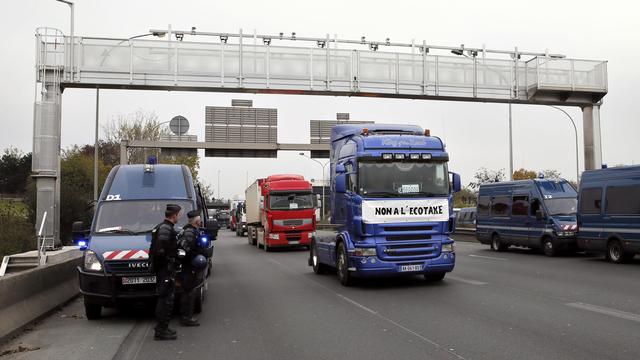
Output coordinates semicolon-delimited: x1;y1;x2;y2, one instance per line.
122;276;156;285
399;264;422;272
288;240;300;245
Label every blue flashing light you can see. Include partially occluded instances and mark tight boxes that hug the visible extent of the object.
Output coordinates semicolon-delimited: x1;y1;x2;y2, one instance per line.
147;155;158;165
538;172;545;179
200;236;209;247
77;240;88;250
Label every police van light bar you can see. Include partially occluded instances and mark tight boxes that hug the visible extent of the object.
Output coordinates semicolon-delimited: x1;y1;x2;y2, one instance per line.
382;153;393;160
144;164;155;173
410;153;420;160
394;154;405;160
77;240;88;250
422;153;432;160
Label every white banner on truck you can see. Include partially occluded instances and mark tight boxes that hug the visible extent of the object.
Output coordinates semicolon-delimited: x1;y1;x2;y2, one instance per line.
361;199;449;224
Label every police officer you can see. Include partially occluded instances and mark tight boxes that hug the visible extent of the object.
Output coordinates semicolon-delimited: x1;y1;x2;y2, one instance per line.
178;210;207;326
150;203;181;341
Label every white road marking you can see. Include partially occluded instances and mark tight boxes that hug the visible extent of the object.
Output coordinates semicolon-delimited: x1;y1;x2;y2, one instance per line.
447;275;487;286
267;258;467;360
468;254;508;261
566;302;640;323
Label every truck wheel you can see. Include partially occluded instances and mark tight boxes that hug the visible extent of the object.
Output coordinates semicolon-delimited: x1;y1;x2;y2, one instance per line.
337;242;353;286
424;272;446;282
491;234;508;252
311;243;329;274
606;239;633;263
84;300;102;320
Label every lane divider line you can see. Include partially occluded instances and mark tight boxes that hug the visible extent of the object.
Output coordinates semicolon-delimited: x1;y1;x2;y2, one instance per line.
267;258;468;360
446;275;487;286
468;254;508;261
566;302;640;323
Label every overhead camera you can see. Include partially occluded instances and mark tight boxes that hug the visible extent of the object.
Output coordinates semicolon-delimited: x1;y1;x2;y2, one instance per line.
263;37;271;45
220;35;228;43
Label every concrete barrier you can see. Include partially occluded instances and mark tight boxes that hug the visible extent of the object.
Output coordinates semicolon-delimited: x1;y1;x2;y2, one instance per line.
0;250;82;343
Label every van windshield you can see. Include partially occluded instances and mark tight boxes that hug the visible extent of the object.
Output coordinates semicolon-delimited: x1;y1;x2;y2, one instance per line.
94;200;194;233
544;198;577;216
359;161;449;198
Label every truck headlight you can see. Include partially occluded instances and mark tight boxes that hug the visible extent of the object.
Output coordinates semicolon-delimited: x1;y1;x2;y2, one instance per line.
353;248;377;257
268;233;280;240
84;250;103;272
442;243;455;253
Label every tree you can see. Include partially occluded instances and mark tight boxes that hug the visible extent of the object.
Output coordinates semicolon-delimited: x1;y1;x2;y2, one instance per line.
512;168;537;180
102;110;169;164
468;167;506;191
542;169;562;180
0;147;32;195
454;187;477;208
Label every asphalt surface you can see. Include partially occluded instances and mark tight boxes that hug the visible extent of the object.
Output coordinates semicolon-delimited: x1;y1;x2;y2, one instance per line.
2;231;640;360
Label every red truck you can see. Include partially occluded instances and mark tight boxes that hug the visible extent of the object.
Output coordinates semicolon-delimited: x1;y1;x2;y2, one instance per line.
245;174;316;251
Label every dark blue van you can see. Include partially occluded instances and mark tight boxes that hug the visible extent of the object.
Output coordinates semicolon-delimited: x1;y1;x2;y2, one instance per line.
577;165;640;263
476;178;578;256
74;164;216;319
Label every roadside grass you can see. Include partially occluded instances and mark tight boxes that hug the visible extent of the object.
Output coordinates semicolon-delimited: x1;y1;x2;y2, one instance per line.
0;200;36;260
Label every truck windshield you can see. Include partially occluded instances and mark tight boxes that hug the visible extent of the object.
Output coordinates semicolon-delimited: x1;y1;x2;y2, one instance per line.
544;198;577;216
358;161;449;197
269;192;314;210
94;200;193;233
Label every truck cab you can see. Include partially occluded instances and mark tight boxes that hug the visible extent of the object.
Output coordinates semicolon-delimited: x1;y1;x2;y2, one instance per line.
246;175;316;251
309;124;461;286
74;164;216;319
475;178;578;256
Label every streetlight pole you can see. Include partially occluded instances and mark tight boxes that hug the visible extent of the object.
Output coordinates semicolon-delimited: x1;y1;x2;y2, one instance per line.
508;103;513;180
300;153;329;221
547;105;580;183
55;0;74;81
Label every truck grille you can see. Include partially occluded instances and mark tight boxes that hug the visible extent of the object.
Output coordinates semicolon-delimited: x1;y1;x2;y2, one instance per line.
381;243;437;259
386;234;431;241
105;260;151;276
285;231;302;242
283;219;304;226
382;225;433;232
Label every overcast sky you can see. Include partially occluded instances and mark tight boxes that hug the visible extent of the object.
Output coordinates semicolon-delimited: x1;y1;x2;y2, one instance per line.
2;0;639;199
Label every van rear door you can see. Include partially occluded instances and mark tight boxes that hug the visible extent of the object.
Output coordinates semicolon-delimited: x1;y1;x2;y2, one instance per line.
510;193;530;246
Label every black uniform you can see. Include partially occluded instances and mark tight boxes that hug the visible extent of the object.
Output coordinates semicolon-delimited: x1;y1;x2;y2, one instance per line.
150;219;179;333
178;223;206;322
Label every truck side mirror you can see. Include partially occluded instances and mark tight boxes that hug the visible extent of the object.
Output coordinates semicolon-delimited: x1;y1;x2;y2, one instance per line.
335;174;347;193
450;172;461;193
205;220;219;239
72;221;85;239
535;209;544;221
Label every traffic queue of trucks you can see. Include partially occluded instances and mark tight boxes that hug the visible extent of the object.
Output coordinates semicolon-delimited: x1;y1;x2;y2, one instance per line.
72;122;640;321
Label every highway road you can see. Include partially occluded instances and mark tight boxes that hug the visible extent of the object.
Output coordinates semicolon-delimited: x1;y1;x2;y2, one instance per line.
2;231;639;360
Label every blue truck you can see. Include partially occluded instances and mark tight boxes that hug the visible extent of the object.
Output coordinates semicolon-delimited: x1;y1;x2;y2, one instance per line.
73;163;217;319
475;178;578;256
577;165;640;263
308;124;461;286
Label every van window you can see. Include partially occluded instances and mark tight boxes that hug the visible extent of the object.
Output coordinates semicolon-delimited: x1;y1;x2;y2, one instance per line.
491;196;510;216
580;188;602;215
605;185;640;215
512;195;529;216
478;196;491;215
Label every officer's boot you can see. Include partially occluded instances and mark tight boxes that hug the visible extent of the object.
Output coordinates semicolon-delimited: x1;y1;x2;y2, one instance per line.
154;327;177;341
180;289;200;327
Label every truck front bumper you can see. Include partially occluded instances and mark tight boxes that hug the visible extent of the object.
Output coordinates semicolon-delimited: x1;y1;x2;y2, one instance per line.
78;267;157;307
266;231;313;247
349;252;455;278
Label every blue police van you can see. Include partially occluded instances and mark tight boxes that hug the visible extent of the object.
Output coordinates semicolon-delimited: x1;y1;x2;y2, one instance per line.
73;163;216;319
476;178;578;256
577;165;640;263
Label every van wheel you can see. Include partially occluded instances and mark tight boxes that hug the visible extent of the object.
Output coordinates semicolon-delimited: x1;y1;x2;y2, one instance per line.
311;243;329;274
491;234;508;252
84;300;102;320
542;237;558;257
337;242;353;286
606;239;633;263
